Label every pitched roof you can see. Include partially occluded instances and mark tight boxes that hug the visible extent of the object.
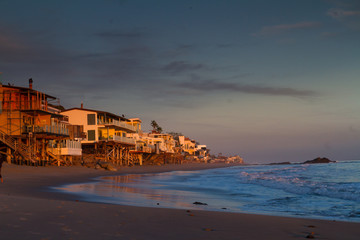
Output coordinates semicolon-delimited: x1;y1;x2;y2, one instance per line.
1;84;57;99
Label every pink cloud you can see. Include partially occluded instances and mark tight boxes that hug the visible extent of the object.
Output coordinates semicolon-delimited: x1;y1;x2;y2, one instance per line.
327;8;360;19
0;35;26;51
253;22;322;36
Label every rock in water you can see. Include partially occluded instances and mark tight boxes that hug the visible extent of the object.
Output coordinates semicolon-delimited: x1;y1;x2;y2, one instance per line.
303;157;335;164
193;201;208;205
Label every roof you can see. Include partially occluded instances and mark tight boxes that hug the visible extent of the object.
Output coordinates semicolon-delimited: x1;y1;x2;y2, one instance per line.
129;118;142;123
1;84;57;99
62;107;129;121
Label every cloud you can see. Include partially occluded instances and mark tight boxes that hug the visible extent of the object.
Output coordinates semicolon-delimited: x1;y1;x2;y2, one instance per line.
161;44;197;58
253;21;322;36
0;35;26;51
176;80;317;98
0;24;157;89
216;43;234;48
162;61;205;74
327;8;360;18
326;7;360;30
320;31;340;38
95;30;145;39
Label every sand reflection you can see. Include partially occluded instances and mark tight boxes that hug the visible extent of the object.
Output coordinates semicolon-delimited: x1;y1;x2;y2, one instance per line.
59;174;206;210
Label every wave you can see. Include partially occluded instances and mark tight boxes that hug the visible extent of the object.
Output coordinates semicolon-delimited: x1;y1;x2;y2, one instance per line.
237;166;360;202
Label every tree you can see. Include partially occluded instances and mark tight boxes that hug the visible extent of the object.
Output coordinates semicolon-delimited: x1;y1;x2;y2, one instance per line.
167;132;183;139
151;120;163;133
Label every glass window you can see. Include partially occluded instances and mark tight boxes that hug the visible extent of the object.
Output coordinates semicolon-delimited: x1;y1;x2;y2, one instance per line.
88;130;96;141
87;114;96;125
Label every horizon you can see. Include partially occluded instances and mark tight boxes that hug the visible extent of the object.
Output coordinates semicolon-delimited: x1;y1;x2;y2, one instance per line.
1;0;360;163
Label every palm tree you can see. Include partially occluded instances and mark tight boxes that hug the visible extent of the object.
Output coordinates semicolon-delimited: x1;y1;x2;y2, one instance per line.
150;120;163;133
151;120;158;131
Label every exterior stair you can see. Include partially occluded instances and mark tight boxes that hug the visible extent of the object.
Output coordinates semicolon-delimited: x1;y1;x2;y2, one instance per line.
0;129;35;162
46;150;64;166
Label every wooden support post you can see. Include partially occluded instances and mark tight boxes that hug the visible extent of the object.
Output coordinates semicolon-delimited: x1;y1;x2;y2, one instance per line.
104;142;108;161
41;139;46;162
139;154;143;166
120;148;123;166
6;147;11;163
116;147;119;165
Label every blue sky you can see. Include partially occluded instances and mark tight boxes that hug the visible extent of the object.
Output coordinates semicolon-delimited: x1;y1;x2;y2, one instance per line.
1;0;360;163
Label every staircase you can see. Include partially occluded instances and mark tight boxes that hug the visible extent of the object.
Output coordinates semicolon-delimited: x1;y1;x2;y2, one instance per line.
46;150;64;166
0;129;35;162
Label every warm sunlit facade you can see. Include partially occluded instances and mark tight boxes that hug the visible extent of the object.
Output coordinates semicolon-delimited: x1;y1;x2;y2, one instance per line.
61;107;144;165
61;107;137;145
0;80;81;165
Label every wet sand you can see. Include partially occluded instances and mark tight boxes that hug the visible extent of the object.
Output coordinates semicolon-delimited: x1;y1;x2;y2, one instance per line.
1;163;359;239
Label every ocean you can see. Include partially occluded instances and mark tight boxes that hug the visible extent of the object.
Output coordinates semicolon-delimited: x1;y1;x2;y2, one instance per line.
56;160;360;222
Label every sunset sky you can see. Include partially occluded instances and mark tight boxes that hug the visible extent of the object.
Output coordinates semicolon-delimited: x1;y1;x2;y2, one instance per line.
1;0;360;163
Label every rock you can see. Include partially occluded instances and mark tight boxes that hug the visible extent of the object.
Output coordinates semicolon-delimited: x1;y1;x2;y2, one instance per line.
306;232;315;238
193;201;208;205
106;164;117;171
202;228;214;231
303;157;335;164
97;161;117;171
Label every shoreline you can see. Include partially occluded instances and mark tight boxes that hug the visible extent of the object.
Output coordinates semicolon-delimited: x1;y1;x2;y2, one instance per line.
1;162;241;201
1;163;360;239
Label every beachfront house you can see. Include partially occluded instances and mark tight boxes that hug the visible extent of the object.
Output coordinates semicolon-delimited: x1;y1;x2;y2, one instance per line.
61;107;142;165
0;79;82;165
179;136;196;155
194;144;210;162
149;133;176;153
127;118;156;154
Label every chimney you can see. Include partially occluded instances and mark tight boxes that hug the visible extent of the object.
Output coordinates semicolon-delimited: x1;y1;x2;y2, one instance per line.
81;101;83;109
29;78;33;89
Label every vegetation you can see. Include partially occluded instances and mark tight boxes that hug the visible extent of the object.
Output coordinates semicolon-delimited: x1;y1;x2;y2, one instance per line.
150;120;163;133
167;132;183;139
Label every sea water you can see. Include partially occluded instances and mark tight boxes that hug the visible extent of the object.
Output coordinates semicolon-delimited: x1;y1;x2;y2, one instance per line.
56;160;360;222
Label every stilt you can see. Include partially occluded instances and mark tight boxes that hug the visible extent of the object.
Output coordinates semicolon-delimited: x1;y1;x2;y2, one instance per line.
41;139;46;161
6;147;11;163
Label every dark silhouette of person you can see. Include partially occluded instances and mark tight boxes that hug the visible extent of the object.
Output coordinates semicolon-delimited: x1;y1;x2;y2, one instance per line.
0;154;6;183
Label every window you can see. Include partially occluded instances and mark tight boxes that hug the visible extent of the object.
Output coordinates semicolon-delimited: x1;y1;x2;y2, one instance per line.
87;114;96;125
88;130;96;141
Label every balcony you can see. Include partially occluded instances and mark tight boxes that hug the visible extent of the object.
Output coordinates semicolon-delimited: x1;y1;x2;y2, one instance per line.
98;119;137;133
135;145;155;153
99;135;136;145
48;140;82;156
23;125;69;136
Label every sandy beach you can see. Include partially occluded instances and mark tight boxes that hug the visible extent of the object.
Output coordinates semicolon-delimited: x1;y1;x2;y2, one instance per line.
1;163;359;240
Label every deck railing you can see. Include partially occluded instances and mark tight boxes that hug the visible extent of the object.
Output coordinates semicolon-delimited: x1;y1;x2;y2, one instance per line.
59;140;82;149
98;119;137;132
48;140;82;156
23;125;69;136
100;135;136;145
135;145;155;153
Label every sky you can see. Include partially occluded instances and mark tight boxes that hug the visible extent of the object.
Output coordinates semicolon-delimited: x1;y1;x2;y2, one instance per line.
1;0;360;163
